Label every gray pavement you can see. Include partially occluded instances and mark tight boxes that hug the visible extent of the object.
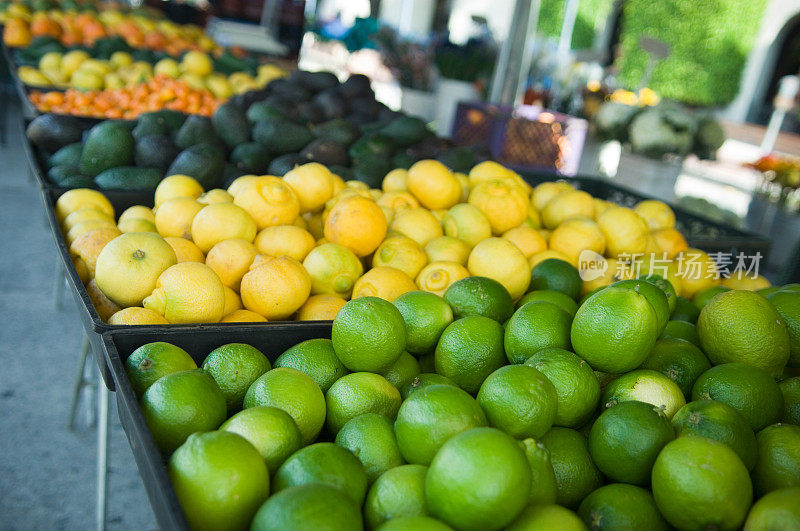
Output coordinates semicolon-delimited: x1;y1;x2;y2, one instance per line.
0;101;155;529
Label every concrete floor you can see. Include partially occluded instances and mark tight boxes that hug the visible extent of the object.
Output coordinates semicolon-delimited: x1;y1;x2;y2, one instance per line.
0;101;155;529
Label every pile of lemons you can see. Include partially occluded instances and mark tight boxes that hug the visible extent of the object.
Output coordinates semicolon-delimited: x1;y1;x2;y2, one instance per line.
56;160;758;325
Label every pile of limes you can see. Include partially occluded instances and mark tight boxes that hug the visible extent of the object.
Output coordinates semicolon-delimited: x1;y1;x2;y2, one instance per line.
126;274;800;530
56;158;764;325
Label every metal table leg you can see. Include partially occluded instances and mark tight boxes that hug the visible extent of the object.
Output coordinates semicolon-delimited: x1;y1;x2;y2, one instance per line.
67;335;92;430
96;371;109;531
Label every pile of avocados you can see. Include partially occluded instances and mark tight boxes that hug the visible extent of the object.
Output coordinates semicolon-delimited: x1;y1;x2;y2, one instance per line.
26;70;490;192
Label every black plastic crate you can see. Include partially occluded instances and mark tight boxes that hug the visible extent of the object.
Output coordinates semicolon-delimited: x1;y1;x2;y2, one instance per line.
103;324;332;530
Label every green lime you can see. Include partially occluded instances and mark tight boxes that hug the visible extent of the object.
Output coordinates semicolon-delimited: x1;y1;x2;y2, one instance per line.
169;431;269;531
376;516;452;530
381;352;421;390
520;438;558;506
273;442;368;505
401;373;457;400
697;290;790;377
781;284;800;292
220;406;303;475
477;365;557;439
504;301;572;364
692;362;783;431
578;483;667;531
273;338;348;393
571;286;659;373
612;279;670;334
332;296;407;373
325;372;401;434
540;427;603;508
651;437;752;530
530;258;582;300
443;276;514;322
758;286;782;297
394;291;454;355
767;289;800;367
202;343;271;414
693;285;730;310
780;377;800;425
125;342;196;397
660;319;701;347
244;367;326;444
603;369;686;419
395;384;487;465
670;295;699;323
335;413;405;484
517;289;578;317
671;399;757;470
579;286;605;306
365;464;429;529
506;504;587;531
640;338;710;397
142;369;227;454
425;427;531;531
743;487;800;530
753;424;800;494
250;484;363;531
434;316;506;394
525;348;601;428
588;401;674;485
639;274;677;314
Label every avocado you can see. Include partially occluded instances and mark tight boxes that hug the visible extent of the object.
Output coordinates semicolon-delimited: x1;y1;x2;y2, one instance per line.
311;119;358;146
26;114;84;153
312;88;347;120
48;142;83;169
174;115;221;150
300;139;348;167
47;166;92;187
436;146;477;174
328;165;354;181
296;102;325;124
166;143;225;189
231;142;272;174
94;166;163;191
349;97;381;119
252;119;314;154
135;135;180;172
211;102;250;148
246;101;290;123
341;74;372;99
145;110;187;131
353;157;392;188
221;163;246;189
269;79;311;103
268;154;304;176
391;151;417;170
132;114;168;140
379;116;432;147
288;70;340;93
79;121;135;176
348;134;396;162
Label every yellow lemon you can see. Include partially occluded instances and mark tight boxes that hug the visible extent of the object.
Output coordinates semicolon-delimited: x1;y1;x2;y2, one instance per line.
541;190;595;229
109;51;133;69
55;189;114;223
720;273;771;291
523;204;542;229
154;197;204;239
227;175;258;197
635;200;676;231
72;255;90;285
372;235;428;279
579;256;634;295
70;70;103;90
377;191;420;211
222;285;242;315
180;50;213;77
302;243;364;299
330;174;346;195
597;206;649;258
531;181;573;211
416;261;470;296
107;307;169;325
383;168;408;192
205;238;258;291
651;228;689;259
191;203;257;253
548;217;606;266
70;227;122;277
593;198;614;221
253;225;315;262
94;232;177;307
370;189;384;202
351;266;416;302
390;207;443;247
468;180;528;234
442;203;492;247
501;226;548;260
468;160;518;189
86;278;121;321
346;180;370;191
143;262;225;323
283;163;335;213
292;216;308;230
197;189;234;205
66;218;118;246
468;237;531;300
675;248;719;299
39;51;62;73
233;176;301;230
154;57;180;78
538;229;552;243
296;294;346;321
63;208;113;232
406;159;462;210
529;249;571;269
240;256;311;320
164;237;205;263
154;175;204;207
60;50;90;77
117;218;157;234
380;206;395;225
425;236;471;265
324;195;387;257
220;309;268;323
455;172;470;202
118;205;155;225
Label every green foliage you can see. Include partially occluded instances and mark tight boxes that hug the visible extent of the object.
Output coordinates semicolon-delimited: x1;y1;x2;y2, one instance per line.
536;0;615;49
615;0;768;106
